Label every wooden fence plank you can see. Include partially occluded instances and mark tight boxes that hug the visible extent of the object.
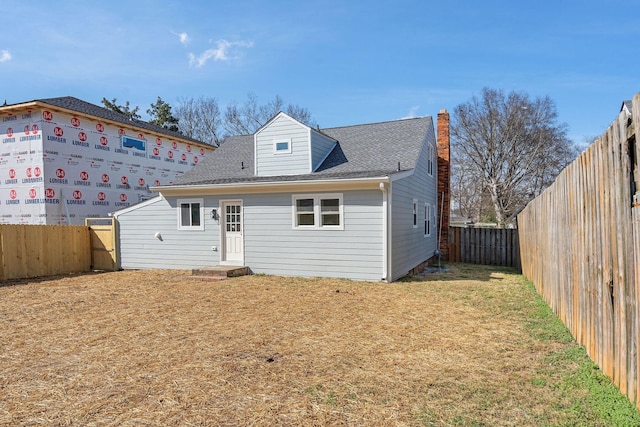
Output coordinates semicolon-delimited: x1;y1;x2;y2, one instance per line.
448;227;520;269
518;91;640;409
0;224;91;281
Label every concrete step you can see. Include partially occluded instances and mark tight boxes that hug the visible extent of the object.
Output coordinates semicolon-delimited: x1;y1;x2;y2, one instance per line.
191;266;249;278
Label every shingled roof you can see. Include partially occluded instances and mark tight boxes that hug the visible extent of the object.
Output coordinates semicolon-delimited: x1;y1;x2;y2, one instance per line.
7;96;206;145
174;116;433;185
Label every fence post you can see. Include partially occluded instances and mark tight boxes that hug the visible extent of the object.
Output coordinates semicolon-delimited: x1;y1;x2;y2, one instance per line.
0;225;4;281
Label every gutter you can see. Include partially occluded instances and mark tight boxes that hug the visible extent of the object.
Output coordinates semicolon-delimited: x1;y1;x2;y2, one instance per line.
153;176;392;196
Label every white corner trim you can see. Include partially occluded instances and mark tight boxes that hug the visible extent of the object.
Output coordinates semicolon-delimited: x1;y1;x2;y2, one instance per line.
379;182;389;282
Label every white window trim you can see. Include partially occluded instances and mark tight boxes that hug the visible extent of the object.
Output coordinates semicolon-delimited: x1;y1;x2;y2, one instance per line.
177;198;205;230
273;138;292;154
429;145;436;176
413;199;418;228
424;203;431;237
292;193;344;230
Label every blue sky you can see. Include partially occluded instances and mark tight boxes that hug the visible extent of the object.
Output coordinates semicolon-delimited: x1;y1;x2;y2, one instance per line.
1;0;638;145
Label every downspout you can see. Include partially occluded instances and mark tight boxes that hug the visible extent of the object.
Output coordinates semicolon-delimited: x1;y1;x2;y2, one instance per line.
379;182;390;282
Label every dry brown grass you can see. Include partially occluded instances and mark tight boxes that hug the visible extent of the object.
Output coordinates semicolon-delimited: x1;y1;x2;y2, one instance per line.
0;265;597;425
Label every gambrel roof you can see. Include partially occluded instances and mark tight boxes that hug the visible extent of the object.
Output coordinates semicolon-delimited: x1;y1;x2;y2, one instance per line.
174;116;434;186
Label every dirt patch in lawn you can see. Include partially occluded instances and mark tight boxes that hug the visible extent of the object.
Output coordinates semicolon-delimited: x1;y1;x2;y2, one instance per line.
0;265;615;425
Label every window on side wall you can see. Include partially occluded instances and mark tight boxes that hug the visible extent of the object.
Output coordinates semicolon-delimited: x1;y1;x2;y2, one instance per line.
178;198;204;230
295;198;315;226
293;194;343;229
428;145;434;176
424;203;431;237
413;199;418;228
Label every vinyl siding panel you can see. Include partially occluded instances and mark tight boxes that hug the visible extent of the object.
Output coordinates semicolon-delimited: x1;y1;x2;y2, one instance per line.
116;196;221;269
255;115;310;176
390;127;438;280
310;132;336;171
243;190;384;281
116;189;385;281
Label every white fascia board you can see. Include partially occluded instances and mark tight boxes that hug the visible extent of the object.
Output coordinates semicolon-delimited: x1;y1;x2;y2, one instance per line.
307;128;313;173
255;111;311;136
254;133;258;175
152;176;391;196
111;194;165;218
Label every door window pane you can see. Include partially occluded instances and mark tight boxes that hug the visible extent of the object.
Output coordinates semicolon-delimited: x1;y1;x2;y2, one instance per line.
225;204;241;232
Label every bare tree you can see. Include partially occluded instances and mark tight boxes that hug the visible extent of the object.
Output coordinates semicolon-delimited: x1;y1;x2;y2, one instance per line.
451;160;485;221
174;97;223;146
173;94;315;146
223;92;316;136
451;88;578;226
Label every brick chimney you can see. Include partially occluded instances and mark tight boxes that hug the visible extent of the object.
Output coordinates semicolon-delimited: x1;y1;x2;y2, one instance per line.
437;109;450;261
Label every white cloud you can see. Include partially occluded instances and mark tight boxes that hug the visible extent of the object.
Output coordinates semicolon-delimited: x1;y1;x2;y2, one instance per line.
0;50;12;63
188;39;254;68
401;105;420;119
172;31;190;46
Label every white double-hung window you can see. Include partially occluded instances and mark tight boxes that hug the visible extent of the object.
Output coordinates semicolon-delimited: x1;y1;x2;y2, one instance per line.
293;193;343;229
428;144;435;176
178;198;204;230
424;203;431;237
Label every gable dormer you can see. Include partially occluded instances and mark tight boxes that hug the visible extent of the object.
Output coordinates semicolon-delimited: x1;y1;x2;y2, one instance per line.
254;112;337;177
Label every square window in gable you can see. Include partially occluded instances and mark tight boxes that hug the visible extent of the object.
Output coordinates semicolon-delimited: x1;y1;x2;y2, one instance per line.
273;138;292;154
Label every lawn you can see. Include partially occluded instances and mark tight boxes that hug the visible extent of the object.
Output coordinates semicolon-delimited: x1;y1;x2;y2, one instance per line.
0;264;638;426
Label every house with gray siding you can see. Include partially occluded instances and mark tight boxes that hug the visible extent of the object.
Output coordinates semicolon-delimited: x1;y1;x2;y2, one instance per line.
113;111;451;281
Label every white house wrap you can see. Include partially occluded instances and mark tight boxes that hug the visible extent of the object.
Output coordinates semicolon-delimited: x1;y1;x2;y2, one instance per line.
0;97;214;225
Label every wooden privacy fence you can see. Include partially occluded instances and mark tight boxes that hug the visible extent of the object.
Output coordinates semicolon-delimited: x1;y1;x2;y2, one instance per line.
0;224;91;281
0;219;119;281
85;217;119;271
518;92;640;408
448;226;520;269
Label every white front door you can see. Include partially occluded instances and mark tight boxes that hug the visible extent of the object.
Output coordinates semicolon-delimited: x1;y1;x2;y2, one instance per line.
222;201;243;264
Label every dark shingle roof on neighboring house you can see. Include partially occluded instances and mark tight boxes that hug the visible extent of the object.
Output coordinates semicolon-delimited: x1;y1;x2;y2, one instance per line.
174;116;433;186
13;96;207;145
